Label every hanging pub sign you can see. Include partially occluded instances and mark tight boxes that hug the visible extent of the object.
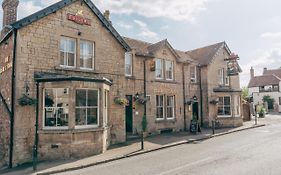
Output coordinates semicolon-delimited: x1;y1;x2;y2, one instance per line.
225;53;241;76
67;11;91;26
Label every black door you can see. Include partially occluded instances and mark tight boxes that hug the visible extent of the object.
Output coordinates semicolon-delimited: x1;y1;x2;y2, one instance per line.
125;95;133;133
192;102;199;120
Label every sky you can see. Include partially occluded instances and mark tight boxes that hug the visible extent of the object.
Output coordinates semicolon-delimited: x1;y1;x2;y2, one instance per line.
1;0;281;87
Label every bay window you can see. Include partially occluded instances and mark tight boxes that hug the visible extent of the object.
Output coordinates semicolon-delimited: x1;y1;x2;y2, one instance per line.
218;96;231;116
125;52;133;76
156;95;164;119
44;88;69;128
75;89;99;126
80;40;94;69
166;96;175;119
165;60;174;80
60;37;76;67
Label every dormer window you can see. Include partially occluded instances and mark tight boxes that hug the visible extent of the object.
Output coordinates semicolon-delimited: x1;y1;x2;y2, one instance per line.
125;52;133;76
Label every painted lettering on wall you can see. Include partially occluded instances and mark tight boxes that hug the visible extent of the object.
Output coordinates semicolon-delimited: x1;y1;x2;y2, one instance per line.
0;62;12;74
67;13;91;26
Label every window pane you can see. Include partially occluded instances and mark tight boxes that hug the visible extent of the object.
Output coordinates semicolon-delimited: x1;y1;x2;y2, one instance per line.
76;90;86;106
60;51;65;65
75;108;86;125
45;108;56;126
155;59;163;78
224;97;231;105
224;107;231;115
68;39;75;53
80;41;93;68
167;107;173;118
87;108;98;125
68;53;75;66
45;89;55;107
88;90;98;106
57;108;69;126
56;88;69;108
218;107;224;115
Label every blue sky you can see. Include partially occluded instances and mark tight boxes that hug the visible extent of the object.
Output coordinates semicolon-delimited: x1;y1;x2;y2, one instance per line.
1;0;281;87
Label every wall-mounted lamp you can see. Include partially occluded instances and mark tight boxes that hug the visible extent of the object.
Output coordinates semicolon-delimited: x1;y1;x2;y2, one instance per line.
78;31;82;36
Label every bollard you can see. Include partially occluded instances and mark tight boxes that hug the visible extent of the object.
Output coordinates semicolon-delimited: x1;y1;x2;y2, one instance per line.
212;120;215;135
141;132;144;150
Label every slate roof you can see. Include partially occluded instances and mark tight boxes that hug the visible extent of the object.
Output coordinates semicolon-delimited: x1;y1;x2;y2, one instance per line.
123;37;194;63
248;74;281;88
263;68;281;79
1;0;131;51
186;42;229;66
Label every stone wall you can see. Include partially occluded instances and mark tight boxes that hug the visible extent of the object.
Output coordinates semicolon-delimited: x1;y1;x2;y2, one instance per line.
0;35;14;168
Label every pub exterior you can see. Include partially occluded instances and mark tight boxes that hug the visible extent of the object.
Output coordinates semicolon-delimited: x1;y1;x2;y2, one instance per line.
0;0;243;168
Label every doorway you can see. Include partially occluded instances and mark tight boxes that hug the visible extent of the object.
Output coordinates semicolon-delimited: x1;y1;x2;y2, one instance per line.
192;102;199;120
125;95;133;133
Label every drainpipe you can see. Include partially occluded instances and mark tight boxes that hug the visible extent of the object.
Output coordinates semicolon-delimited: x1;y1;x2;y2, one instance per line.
9;28;17;168
0;92;12;117
199;64;203;127
33;82;39;170
182;64;187;131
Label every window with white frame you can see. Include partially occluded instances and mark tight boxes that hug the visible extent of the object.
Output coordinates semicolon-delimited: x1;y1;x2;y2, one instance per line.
218;96;231;116
80;40;94;69
190;66;197;83
156;95;164;119
225;76;230;86
155;59;164;79
165;60;173;80
166;96;175;119
218;68;224;85
60;37;76;67
44;88;69;128
75;89;99;126
125;52;133;76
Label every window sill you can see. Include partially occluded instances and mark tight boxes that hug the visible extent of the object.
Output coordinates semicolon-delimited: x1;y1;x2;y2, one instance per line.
155;118;176;123
153;79;178;84
55;66;98;74
40;126;106;134
125;75;136;80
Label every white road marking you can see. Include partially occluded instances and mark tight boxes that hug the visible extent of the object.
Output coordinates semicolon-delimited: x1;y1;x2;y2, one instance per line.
156;157;212;175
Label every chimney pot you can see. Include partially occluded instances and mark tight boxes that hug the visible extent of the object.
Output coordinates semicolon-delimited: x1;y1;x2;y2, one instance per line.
103;10;112;24
250;67;254;79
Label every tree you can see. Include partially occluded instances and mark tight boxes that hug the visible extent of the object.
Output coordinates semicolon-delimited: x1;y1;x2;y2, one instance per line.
262;95;275;110
241;87;249;101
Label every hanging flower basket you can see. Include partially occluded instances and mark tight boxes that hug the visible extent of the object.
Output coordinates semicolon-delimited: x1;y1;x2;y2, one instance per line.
18;94;37;106
209;99;219;105
114;97;129;106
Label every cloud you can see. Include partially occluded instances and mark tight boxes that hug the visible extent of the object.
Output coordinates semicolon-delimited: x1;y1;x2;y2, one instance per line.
117;21;133;29
134;20;158;41
260;32;281;39
92;0;212;22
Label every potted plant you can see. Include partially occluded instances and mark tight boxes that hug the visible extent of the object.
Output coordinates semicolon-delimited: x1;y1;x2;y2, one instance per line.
258;107;266;118
18;94;37;106
209;99;219;105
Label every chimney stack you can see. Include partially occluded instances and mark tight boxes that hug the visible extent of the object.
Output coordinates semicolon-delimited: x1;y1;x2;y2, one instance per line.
103;10;112;24
1;0;19;37
263;67;267;74
250;67;254;79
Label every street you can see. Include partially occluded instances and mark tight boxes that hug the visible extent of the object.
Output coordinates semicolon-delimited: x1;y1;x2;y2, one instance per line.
56;114;281;175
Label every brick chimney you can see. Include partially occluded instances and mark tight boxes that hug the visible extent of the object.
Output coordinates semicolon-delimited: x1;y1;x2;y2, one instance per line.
103;10;112;24
1;0;19;37
250;67;254;79
263;67;267;74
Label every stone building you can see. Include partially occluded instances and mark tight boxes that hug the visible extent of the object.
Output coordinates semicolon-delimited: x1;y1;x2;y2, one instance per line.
187;42;243;127
0;0;243;168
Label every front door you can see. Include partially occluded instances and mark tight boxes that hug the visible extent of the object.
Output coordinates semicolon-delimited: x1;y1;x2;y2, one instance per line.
125;95;133;133
192;102;199;120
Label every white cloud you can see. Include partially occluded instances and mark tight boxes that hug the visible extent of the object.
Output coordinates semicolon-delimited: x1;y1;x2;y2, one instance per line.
134;20;158;41
92;0;212;22
260;32;281;39
18;1;42;20
117;21;133;29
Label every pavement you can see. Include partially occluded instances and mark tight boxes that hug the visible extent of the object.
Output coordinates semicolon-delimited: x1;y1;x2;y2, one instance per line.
56;113;281;175
0;115;271;175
